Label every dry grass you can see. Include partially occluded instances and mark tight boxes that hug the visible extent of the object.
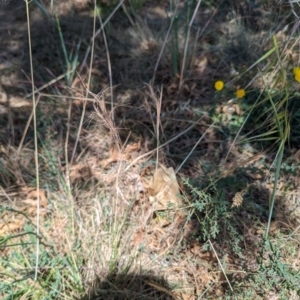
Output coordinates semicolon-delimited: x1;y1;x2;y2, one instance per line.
1;0;300;299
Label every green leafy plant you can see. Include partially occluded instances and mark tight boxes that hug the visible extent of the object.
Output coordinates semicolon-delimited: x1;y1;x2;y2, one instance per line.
224;238;300;299
184;178;243;256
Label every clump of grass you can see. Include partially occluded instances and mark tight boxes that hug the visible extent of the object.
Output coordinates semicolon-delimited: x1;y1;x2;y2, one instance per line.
0;220;84;299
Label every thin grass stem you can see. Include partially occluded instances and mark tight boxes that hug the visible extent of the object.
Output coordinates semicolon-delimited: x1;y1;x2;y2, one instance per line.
25;0;40;282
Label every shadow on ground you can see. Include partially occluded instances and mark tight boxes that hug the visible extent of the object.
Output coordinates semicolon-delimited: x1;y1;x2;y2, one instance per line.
80;272;176;300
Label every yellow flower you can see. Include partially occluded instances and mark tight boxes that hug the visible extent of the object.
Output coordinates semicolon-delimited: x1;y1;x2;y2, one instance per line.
293;67;300;76
293;67;300;83
214;80;224;91
236;89;246;99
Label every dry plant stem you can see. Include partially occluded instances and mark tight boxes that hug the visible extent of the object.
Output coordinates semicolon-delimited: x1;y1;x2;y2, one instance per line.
190;9;217;73
113;133;131;230
70;3;97;166
198;283;215;299
208;240;234;294
144;94;156;136
155;86;163;170
151;1;180;83
98;13;114;122
25;0;40;282
125;114;207;171
25;71;75;98
145;281;176;299
7;96;14;145
92;0;125;40
91;88;119;142
121;2;135;27
281;223;300;246
83;0;125;64
17;94;41;154
281;20;300;57
179;0;202;89
0;185;13;204
78;43;90;74
65;97;75;235
39;93;106;104
289;0;300;18
175;121;216;174
146;85;163;169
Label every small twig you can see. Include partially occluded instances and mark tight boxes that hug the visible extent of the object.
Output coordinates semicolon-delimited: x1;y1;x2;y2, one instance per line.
179;0;202;89
97;12;114;122
82;0;125;69
70;2;97;166
17;94;41;154
125;114;207;171
176;121;216;174
25;0;40;282
151;1;180;83
208;240;235;294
